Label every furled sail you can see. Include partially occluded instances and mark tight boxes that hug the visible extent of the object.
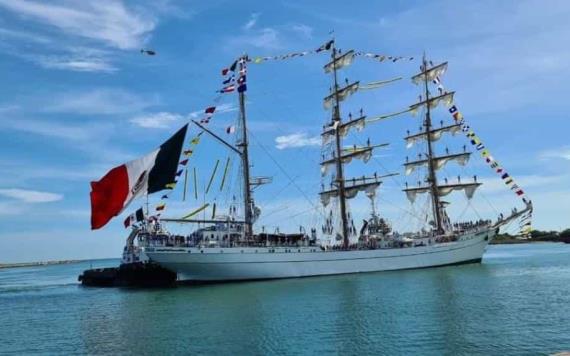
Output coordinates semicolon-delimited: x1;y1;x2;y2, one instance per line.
409;92;455;116
322;116;366;144
359;77;402;90
321;147;373;176
366;108;412;123
320;181;381;206
411;62;448;85
323;50;355;73
405;123;462;148
404;152;470;175
403;182;481;203
323;82;360;110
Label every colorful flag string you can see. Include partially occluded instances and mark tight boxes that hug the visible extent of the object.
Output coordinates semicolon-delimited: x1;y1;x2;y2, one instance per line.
242;39;415;65
354;52;415;62
437;79;532;236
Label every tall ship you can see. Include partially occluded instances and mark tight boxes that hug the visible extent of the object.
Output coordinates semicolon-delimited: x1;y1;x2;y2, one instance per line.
90;40;533;282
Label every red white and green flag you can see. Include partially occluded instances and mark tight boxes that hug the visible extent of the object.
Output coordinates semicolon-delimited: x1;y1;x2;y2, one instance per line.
90;125;188;229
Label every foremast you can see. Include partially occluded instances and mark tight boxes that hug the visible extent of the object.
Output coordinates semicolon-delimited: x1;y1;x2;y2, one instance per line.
192;55;255;240
237;56;253;240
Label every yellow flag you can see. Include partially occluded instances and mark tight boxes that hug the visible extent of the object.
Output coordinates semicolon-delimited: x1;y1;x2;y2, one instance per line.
481;149;490;157
254;57;263;64
165;182;176;189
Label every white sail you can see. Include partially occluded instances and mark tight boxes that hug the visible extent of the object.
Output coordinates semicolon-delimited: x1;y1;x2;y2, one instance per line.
404;153;470;175
323;82;360;110
322;116;366;145
404;182;481;203
405;124;462;148
321;181;381;206
321;147;373;176
324;50;355;74
411;62;448;85
409;92;455;116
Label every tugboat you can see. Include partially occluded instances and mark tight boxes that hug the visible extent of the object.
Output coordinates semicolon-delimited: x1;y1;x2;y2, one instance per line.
78;226;176;287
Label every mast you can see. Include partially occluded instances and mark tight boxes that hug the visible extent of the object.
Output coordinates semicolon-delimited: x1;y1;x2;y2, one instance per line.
330;43;350;248
238;55;253;240
422;54;443;233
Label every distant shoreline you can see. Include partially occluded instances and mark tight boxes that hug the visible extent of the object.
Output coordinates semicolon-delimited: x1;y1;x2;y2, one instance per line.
491;235;570;245
0;259;96;270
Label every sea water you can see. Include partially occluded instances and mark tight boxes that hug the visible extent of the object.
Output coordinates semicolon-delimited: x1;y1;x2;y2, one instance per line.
1;243;569;355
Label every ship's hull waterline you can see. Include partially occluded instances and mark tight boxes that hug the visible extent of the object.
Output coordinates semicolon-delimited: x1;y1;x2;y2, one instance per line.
144;229;495;282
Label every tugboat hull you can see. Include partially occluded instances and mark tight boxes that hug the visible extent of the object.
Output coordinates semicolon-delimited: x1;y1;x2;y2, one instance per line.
78;262;176;287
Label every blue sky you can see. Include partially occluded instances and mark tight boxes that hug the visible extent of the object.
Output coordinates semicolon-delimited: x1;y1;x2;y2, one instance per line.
0;0;569;263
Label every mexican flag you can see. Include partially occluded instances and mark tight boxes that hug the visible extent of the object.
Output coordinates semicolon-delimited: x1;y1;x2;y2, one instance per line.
90;124;188;229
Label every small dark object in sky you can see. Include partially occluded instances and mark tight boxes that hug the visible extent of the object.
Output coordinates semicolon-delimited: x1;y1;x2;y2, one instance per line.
140;49;156;56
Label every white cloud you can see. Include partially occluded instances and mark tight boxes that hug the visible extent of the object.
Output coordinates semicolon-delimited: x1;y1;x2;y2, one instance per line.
45;88;156;115
130;112;182;129
539;146;570;161
35;56;117;72
3;118;100;141
31;47;117;72
232;27;281;50
290;24;313;39
243;13;260;30
0;0;156;50
275;132;320;149
0;188;63;203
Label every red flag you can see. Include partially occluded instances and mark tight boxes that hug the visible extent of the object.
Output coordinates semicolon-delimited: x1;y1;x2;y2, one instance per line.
220;85;235;93
180;159;189;166
205;106;216;114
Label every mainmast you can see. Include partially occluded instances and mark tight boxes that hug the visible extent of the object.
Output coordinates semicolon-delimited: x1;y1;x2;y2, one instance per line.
237;56;253;240
422;55;443;233
330;43;350;247
319;42;392;248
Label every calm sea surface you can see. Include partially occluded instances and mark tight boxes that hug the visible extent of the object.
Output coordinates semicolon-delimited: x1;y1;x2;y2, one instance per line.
1;243;569;355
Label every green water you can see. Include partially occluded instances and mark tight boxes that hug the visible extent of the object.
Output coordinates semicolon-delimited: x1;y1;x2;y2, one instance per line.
1;243;569;355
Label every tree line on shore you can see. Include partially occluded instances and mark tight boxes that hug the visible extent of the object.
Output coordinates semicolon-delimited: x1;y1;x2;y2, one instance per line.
493;228;570;244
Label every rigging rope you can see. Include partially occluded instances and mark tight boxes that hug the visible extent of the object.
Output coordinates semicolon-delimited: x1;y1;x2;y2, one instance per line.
247;130;325;219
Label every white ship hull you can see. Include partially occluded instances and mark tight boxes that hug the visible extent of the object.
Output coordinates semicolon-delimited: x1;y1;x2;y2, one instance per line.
144;229;494;282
